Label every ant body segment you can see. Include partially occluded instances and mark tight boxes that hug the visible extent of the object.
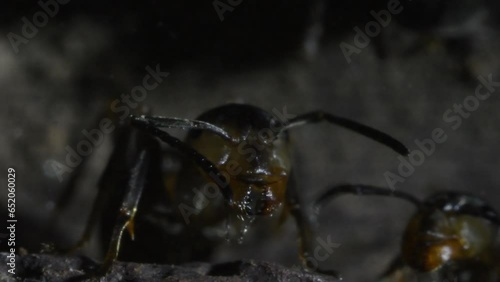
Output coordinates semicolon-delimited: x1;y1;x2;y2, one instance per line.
59;103;408;278
315;185;500;281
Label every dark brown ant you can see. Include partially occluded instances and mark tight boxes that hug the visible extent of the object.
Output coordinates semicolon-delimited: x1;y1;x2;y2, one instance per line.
59;103;408;278
315;185;500;281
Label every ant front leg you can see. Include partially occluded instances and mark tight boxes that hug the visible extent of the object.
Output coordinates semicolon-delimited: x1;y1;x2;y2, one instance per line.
286;180;342;280
53;112;113;213
64;122;161;276
99;138;157;273
91;124;163;274
59;126;138;254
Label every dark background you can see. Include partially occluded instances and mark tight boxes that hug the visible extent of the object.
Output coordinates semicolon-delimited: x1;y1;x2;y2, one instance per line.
1;0;500;281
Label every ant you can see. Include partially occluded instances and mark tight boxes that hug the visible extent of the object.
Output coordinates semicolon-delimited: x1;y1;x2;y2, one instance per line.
58;103;408;279
315;185;500;281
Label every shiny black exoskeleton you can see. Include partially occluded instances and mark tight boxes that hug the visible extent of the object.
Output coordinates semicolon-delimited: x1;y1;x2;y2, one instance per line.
57;103;408;278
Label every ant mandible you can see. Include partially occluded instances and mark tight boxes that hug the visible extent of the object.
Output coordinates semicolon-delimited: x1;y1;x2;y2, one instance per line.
315;185;500;281
60;103;408;279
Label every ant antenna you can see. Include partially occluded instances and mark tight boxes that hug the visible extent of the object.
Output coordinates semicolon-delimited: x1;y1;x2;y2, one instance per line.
130;115;234;204
278;112;409;155
134;115;239;143
315;184;422;210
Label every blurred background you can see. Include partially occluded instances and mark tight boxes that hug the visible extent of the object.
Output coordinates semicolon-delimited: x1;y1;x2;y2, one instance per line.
1;0;500;281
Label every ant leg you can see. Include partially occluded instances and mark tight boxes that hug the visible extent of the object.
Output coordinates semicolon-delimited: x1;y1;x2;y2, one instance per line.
278;111;409;155
53;156;88;212
52;107;134;253
58;126;139;253
379;255;406;279
53;113;111;212
50;155;91;252
286;180;342;279
64;181;107;253
100;143;153;273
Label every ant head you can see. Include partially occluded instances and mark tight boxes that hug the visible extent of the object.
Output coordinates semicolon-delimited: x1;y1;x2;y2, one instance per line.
402;192;500;273
187;106;292;218
424;192;499;223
